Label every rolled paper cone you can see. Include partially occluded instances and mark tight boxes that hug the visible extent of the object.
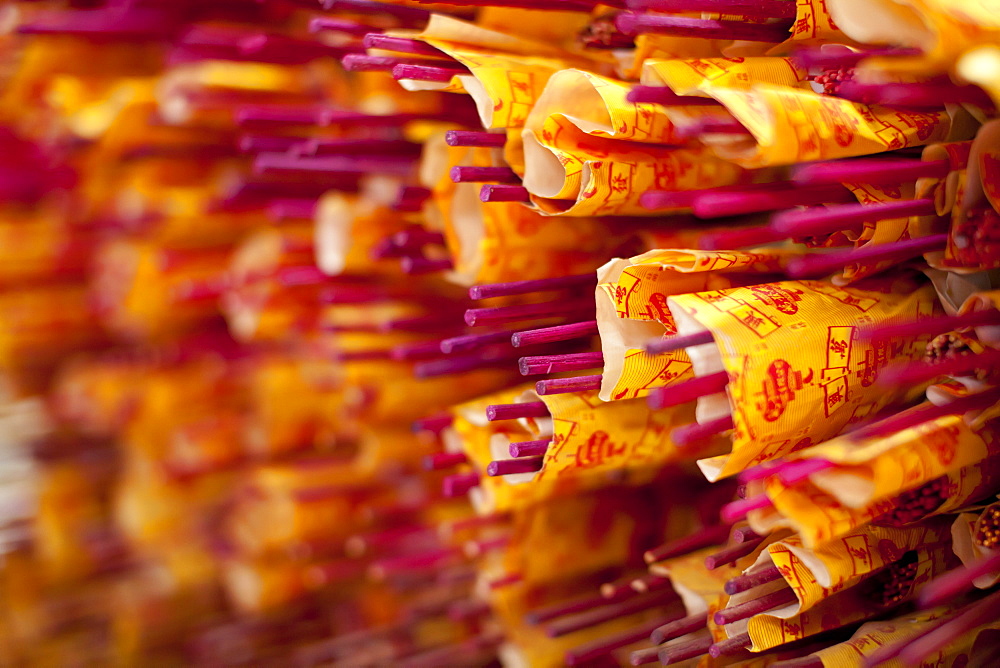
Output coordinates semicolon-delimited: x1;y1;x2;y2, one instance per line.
847;388;1000;442
471;273;596;300
512;320;600;347
323;0;432;23
401;257;454;274
487;456;544;476
644;524;730;564
647;371;729;409
369;547;460;580
465;297;595;327
362;33;447;58
674;117;753;139
786;233;948;279
342;54;464;73
442;472;480;498
733;527;761;543
566;618;675;666
627;85;720;106
720;494;774;524
445;130;507;148
413;413;453;434
651;612;708;645
659;630;715;665
615;12;792;41
838;81;995;110
393;63;463;82
628;0;797;18
450;166;520;184
900;591;1000;666
725;565;783;595
792;159;950;187
519;351;604;376
537;375;603;395
647;330;715;355
671;415;735;449
776;458;834;485
693;183;853;219
881;347;1000;387
704;536;766;570
422;452;469;471
487;401;549;421
698;224;786;250
859;309;1000;342
309;17;375;36
709;632;752;658
714;587;797;625
480;184;531;203
791;45;921;69
546;589;678;638
441;331;515;354
509;439;550;458
916;551;1000;609
769;199;937;238
526;590;631;625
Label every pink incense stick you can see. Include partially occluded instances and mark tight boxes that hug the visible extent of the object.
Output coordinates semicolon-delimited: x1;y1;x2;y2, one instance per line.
734;526;761;543
629;645;661;666
526;590;632;625
714;587;797;625
446;130;507;148
393;185;432;212
721;494;774;524
239;135;303;153
693;183;853;218
671;415;735;448
480;184;531;203
659;631;715;665
566;618;676;666
465;297;594;327
537;375;603;395
644;524;730;564
793;158;950;186
442;472;480;498
440;330;515;354
628;0;797;19
838;80;995;110
647;371;729;409
725;565;784;595
646;330;714;355
698;224;786;250
486;401;549;421
633;575;673;593
447;599;492;622
512;320;599;347
847;388;1000;442
450;166;520;184
413;413;453;434
769;199;936;238
268;199;317;221
899;591;1000;666
602;574;646;599
642;181;789;212
859;309;1000;342
337;349;393;362
786;233;948;279
363;33;447;58
323;0;432;24
254;152;416;177
615;12;792;42
773;657;824;668
393;63;466;82
487;456;544;476
775;458;834;485
309;17;375;37
519;351;604;376
704;536;766;570
651;612;708;645
392;228;446;248
509;439;550;458
342;54;465;73
464;535;511;557
413;349;517;378
470;273;596;300
546;589;678;638
369;547;460;580
881;347;1000;387
400;257;453;274
489;573;524;589
916;550;1000;609
709;632;752;658
422;452;468;471
18;8;176;38
791;45;921;70
627;86;720;106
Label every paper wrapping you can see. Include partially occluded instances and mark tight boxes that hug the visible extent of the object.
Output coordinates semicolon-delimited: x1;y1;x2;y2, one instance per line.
705;85;953;169
666;278;943;481
596;249;793;402
951;505;1000;590
730;521;955;652
641;56;807;95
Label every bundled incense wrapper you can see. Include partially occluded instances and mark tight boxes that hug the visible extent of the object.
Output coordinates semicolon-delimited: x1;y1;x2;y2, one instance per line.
668;277;942;480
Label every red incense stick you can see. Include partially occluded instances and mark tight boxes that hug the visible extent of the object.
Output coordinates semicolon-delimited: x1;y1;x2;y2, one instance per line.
537;375;603;395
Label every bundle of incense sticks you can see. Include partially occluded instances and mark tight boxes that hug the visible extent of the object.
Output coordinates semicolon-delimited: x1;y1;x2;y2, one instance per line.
2;0;1000;666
